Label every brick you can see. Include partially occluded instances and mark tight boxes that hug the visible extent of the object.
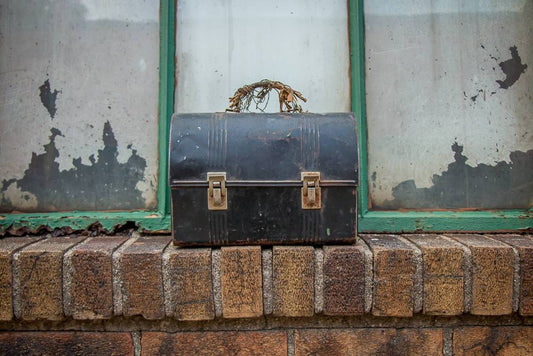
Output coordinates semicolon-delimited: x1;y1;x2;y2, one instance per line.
142;331;287;356
117;236;170;319
449;234;514;315
0;332;133;355
64;236;128;320
112;236;137;316
0;237;41;321
13;236;85;320
211;249;222;317
295;329;443;356
407;234;465;315
314;248;324;314
361;235;418;317
220;246;262;318
360;240;374;313
262;249;273;315
272;246;314;317
490;234;533;316
453;326;533;356
322;245;366;316
165;248;214;321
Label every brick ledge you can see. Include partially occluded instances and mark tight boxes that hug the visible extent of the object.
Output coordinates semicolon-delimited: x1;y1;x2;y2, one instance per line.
0;233;531;322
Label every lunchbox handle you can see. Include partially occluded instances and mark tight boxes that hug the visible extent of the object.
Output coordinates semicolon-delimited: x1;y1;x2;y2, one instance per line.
226;79;307;113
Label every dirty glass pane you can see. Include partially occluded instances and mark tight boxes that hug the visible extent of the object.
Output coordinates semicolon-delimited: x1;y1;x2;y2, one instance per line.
365;1;532;210
0;0;160;213
175;0;350;113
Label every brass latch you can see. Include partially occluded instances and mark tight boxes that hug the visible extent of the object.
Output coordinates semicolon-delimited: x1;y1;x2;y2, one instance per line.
208;172;227;210
301;172;321;209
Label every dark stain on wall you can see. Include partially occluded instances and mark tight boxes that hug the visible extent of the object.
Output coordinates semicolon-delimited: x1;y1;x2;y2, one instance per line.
0;121;147;213
38;79;61;119
496;46;528;89
470;89;484;103
378;142;533;210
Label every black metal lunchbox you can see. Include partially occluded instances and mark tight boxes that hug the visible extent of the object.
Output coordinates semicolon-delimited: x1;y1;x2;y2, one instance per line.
169;112;358;246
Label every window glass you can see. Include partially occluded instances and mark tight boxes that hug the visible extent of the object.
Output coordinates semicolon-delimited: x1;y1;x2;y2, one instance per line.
365;0;532;209
175;0;350;113
0;0;160;212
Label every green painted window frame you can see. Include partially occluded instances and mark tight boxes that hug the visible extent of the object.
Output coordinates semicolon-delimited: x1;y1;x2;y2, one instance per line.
350;0;531;232
1;0;530;234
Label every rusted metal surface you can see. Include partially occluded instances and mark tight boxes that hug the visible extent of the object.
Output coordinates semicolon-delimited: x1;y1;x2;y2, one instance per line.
301;172;322;209
207;173;228;210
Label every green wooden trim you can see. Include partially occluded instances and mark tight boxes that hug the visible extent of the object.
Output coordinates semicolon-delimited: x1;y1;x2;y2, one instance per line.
349;0;369;217
0;0;174;234
157;0;175;216
0;211;170;234
359;210;532;233
351;0;532;232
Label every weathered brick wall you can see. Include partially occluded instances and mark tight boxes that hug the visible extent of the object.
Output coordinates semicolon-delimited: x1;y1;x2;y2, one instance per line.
0;234;531;355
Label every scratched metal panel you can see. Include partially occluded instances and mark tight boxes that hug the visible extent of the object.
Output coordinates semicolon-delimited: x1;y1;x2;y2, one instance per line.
169;113;358;181
0;0;159;212
169;113;358;246
365;1;532;209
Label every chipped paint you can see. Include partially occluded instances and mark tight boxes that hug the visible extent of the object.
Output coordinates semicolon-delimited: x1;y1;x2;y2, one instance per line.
365;1;532;208
378;142;533;210
0;0;160;212
0;211;171;237
0;122;147;213
496;46;528;89
1;184;38;211
38;79;61;119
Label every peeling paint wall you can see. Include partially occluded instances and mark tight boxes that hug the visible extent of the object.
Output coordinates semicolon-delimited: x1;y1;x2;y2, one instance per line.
365;0;532;209
175;0;350;113
0;0;159;213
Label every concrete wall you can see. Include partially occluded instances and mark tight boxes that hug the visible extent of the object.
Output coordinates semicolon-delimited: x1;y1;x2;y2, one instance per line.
365;0;532;209
0;0;160;212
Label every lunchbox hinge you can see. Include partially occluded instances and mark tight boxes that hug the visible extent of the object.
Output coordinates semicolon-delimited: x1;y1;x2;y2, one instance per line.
301;172;321;209
208;172;227;210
